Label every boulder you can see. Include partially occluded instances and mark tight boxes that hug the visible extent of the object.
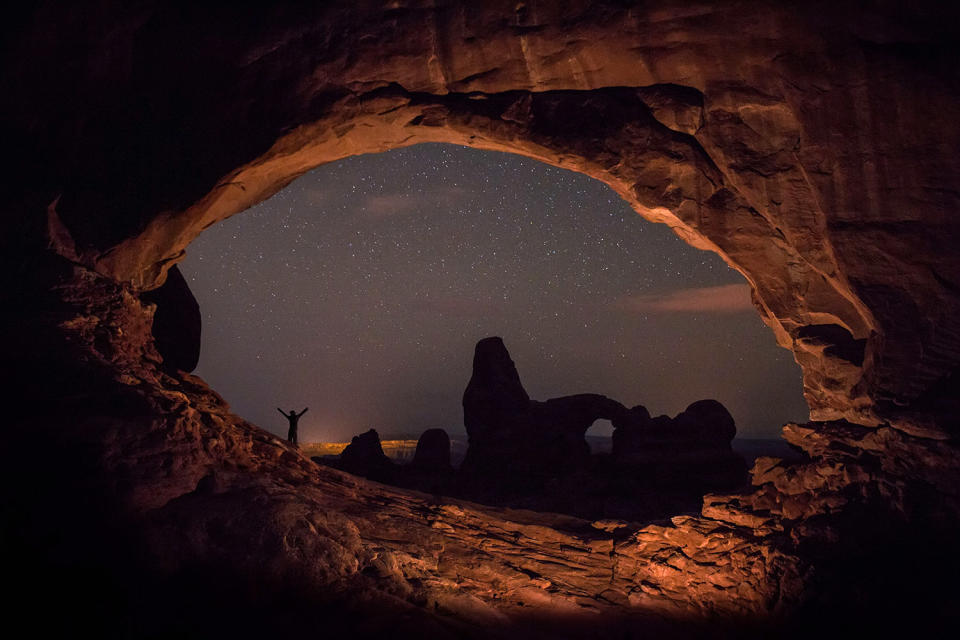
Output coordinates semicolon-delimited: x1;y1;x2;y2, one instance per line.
676;399;737;444
612;400;746;489
338;429;394;478
411;428;452;472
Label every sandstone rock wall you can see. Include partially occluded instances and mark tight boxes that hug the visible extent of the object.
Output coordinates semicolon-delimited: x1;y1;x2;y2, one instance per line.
6;0;960;426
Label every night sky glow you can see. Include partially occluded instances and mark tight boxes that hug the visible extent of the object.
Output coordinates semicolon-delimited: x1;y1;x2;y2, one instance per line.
180;144;808;442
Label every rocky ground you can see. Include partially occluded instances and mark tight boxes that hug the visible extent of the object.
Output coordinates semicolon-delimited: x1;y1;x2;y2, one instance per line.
7;271;959;636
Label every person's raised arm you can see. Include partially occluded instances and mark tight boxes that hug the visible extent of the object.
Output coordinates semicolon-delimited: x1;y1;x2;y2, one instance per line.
277;408;287;417
298;407;309;417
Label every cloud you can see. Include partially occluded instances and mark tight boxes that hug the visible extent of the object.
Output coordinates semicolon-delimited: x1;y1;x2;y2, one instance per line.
615;283;754;314
299;185;470;218
416;295;507;317
302;187;332;207
362;186;468;218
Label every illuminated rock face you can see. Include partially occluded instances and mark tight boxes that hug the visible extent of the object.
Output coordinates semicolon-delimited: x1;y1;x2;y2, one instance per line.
4;0;960;635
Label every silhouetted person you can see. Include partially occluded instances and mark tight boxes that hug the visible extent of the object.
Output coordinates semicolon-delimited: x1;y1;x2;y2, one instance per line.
277;407;308;446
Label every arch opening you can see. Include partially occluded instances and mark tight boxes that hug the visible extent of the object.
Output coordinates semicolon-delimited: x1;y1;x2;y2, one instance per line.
28;80;936;627
100;85;881;431
174;142;806;521
181;143;807;444
585;420;615;454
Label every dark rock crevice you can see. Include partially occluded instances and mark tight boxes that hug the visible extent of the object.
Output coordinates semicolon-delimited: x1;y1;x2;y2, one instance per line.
141;264;201;373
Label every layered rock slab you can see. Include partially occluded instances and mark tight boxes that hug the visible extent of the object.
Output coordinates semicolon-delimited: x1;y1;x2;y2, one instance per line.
7;262;960;636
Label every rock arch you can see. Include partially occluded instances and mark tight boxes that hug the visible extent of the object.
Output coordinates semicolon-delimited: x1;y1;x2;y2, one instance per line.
5;1;960;635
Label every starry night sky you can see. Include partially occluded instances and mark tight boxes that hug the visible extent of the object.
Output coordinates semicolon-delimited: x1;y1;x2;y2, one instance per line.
180;144;808;442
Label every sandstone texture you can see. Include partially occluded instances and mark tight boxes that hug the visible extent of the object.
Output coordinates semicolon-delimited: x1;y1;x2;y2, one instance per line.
8;1;960;429
4;1;960;636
